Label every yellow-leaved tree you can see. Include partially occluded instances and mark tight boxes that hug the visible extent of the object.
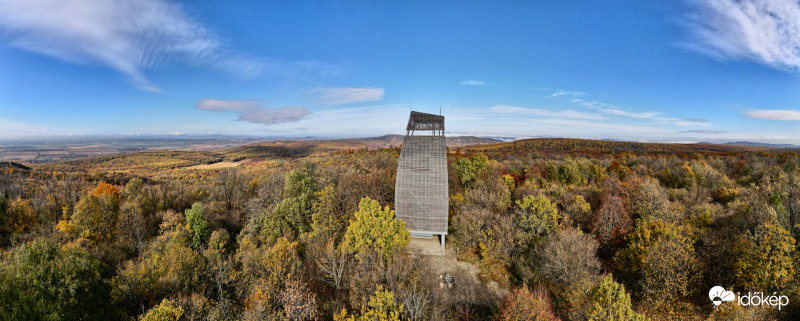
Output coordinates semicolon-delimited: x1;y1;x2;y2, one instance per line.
734;218;795;291
7;197;37;233
139;299;183;321
340;197;409;262
335;286;404;321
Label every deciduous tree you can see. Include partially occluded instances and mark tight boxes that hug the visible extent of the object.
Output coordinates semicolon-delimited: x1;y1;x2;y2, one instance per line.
341;197;409;262
262;164;318;242
452;153;489;187
336;286;404;321
515;195;561;240
7;196;36;233
615;220;699;306
0;239;112;320
139;299;183;321
280;280;318;321
540;228;601;289
621;176;669;221
585;275;646;321
63;182;121;243
592;194;632;251
185;202;209;249
734;219;795;291
496;286;561;321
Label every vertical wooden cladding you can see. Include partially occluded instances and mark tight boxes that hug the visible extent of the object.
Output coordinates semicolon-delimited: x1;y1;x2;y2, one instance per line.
395;111;449;238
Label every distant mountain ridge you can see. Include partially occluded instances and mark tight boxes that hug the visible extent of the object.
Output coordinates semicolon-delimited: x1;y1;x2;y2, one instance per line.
697;141;800;149
462;138;776;157
721;141;799;149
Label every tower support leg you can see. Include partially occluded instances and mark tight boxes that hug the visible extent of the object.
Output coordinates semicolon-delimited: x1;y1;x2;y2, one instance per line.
440;234;445;247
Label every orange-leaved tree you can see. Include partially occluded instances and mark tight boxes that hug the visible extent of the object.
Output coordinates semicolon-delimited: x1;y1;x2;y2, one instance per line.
58;182;121;243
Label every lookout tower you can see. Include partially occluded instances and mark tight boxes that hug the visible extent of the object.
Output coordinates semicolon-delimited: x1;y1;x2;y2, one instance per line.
395;111;449;247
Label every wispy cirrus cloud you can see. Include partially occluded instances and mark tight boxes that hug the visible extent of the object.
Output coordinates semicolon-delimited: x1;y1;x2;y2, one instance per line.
570;98;662;119
312;87;385;106
532;86;588;97
459;79;488;86
743;109;800;120
490;105;606;120
552;90;588;97
681;0;800;73
568;98;711;127
194;98;311;125
0;0;335;92
534;86;712;127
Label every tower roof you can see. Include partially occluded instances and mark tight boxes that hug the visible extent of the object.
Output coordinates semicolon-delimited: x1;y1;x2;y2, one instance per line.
406;111;445;133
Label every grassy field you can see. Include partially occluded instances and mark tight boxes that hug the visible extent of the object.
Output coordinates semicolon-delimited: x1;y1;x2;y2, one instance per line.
186;159;251;169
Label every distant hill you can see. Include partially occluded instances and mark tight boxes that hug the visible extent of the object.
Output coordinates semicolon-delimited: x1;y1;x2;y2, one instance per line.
460;138;774;157
35;151;223;173
446;136;505;147
721;141;799;149
0;161;31;171
222;139;367;160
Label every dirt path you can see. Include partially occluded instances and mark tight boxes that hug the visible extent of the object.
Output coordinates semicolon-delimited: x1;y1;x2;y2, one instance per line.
407;236;507;307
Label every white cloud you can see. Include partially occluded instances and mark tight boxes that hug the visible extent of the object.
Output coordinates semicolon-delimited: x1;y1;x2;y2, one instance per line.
552;90;588;97
680;129;727;134
536;87;694;124
566;98;712;127
532;86;587;96
462;111;680;138
0;0;266;92
666;119;712;126
490;105;606;120
313;87;385;106
682;0;800;72
683;118;709;122
194;98;311;125
459;79;488;86
251;105;409;137
570;98;662;119
532;86;562;91
530;88;715;128
237;106;312;125
744;109;800;120
194;98;263;113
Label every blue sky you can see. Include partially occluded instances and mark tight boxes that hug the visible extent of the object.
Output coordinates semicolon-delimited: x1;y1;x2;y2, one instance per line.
3;0;800;143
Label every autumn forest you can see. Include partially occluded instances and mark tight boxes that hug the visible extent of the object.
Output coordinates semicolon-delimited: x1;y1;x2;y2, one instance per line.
1;138;799;320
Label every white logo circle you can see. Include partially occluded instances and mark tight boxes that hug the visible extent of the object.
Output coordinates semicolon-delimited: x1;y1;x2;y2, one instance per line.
709;286;735;306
